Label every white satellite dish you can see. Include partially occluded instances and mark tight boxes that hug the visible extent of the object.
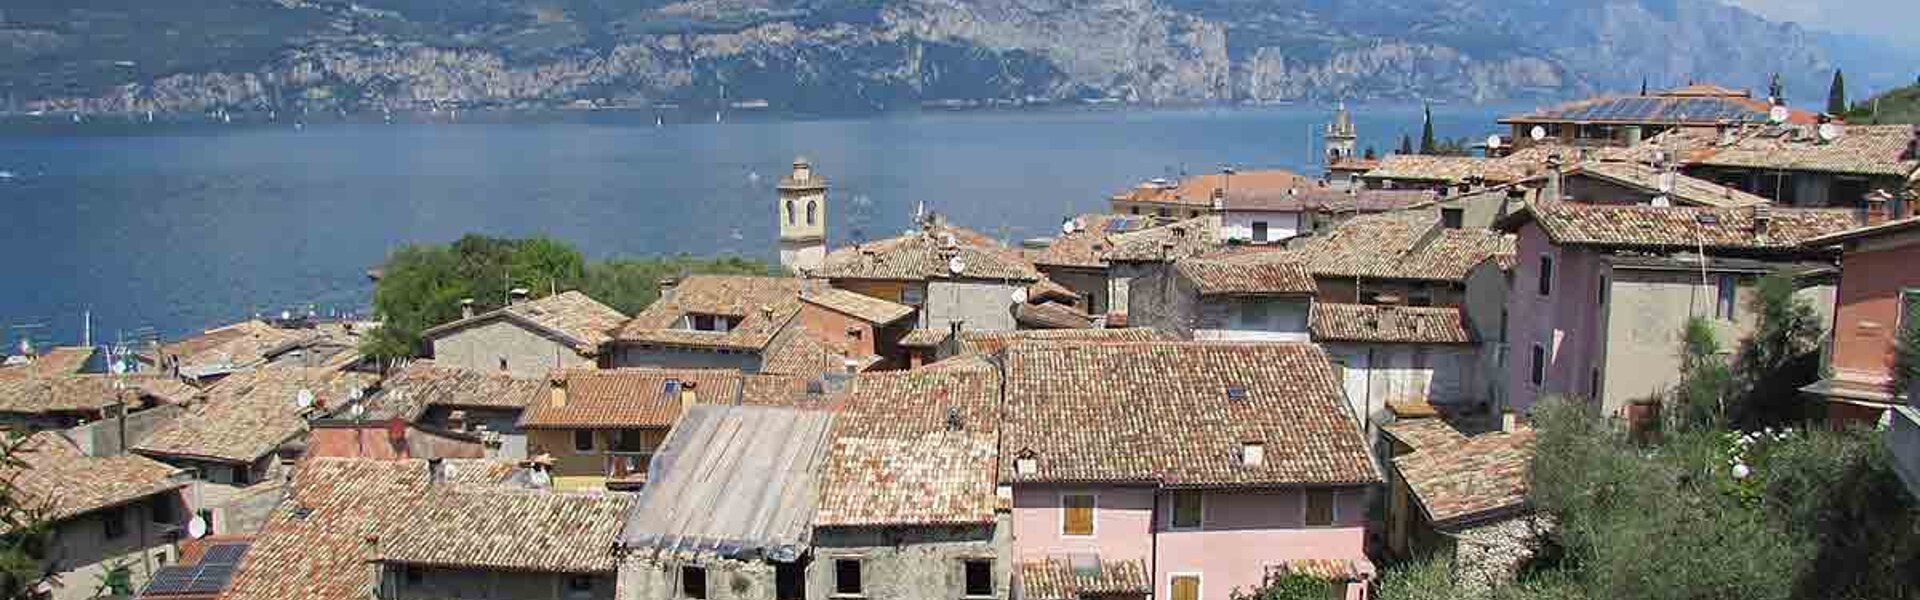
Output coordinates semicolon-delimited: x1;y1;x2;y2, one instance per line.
295;389;315;409
1529;126;1547;142
109;360;127;376
947;256;967;275
1817;123;1842;142
187;515;208;538
1010;288;1029;304
1768;105;1790;124
1485;134;1503;149
1060;219;1076;235
349;388;364;401
349;403;366;420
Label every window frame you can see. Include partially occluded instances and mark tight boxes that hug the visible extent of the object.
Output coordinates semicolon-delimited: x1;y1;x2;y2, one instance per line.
572;429;594;452
680;566;707;599
1168;491;1204;531
1530;343;1547;387
1060;492;1097;538
832;558;864;597
102;506;127;540
1251;220;1270;243
1537;254;1554;297
1715;274;1739;321
1302;488;1336;528
962;559;994;598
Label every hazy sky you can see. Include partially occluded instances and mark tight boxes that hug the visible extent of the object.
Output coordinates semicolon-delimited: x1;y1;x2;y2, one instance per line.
1725;0;1919;44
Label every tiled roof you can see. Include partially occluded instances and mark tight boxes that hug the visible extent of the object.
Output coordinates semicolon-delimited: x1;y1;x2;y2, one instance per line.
1364;155;1509;184
1015;301;1095;330
4;432;185;522
0;346;95;379
1019;557;1151;600
800;287;915;325
817;431;997;527
1268;559;1375;582
758;326;879;382
1509;201;1859;251
817;222;1041;282
955;328;1169;357
359;361;544;421
1104;215;1221;262
1803;215;1920;246
1676;123;1920;177
1394;429;1537;528
518;368;743;429
135;368;377;463
1026;277;1080;303
1225;185;1436;213
1028;214;1154;269
1565;161;1769;208
1111;169;1311;209
1310;303;1475;344
1177;258;1316;296
898;328;947;348
828;369;1003;440
1286;210;1515;282
1499;88;1815;126
377;489;632;573
425;291;627;355
1380;417;1468;452
151;320;309;375
0;374;197;415
1001;342;1378;487
614;275;818;351
222;458;519;600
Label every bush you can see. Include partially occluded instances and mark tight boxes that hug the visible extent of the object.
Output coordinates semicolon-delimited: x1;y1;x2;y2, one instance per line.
1230;571;1337;600
1730;273;1823;428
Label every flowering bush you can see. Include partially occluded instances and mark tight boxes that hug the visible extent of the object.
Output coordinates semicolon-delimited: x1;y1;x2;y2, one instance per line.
1717;427;1796;505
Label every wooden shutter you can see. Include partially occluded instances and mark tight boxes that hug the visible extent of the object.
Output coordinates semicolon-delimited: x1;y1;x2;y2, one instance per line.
1171;576;1200;600
1063;495;1095;535
1306;489;1335;527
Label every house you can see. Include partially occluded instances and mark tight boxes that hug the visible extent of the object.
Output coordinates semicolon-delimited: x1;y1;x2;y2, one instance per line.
1380;418;1544;592
1000;342;1380;600
1499;83;1817;150
137;320;310;381
1102;216;1226;323
372;487;633;600
423;290;627;378
518;367;744;490
218;458;524;600
1217;185;1433;245
1287;209;1515;311
1799;215;1920;423
1026;214;1155;319
615;404;835;600
815;216;1042;333
5;432;191;600
809;368;1010;600
307;360;545;461
1497;201;1858;415
1109;169;1312;220
1129;257;1315;341
135;536;254;600
1665;123;1919;212
784;287;917;371
609;275;822;372
0;374;196;430
1312;303;1484;428
134;367;377;486
0;346;96;379
1532;160;1772;208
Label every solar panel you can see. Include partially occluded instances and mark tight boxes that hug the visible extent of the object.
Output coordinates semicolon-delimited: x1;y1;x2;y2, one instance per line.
201;544;248;566
144;567;198;595
1104;217;1136;233
185;565;235;594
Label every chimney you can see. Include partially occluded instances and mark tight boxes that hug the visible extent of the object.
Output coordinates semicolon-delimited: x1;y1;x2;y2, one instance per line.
1864;190;1892;226
548;373;568;408
460;298;475;320
1752;201;1773;238
427;457;445;485
760;305;775;322
1502;410;1521;432
508;288;530;305
1543;154;1564;203
676;380;698;416
946;406;964;432
657;277;680;298
446;410;468;432
1210;188;1225;212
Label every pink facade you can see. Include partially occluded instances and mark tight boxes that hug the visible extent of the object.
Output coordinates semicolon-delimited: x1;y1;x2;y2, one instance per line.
1504;222;1608;413
1012;484;1370;600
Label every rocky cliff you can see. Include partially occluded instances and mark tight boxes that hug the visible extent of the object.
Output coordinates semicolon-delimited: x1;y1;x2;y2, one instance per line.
0;0;1876;116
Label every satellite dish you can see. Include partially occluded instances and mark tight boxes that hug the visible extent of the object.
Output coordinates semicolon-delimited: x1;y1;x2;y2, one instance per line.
1010;288;1029;304
349;403;366;420
187;515;208;538
349;388;364;401
295;389;315;409
1817;123;1842;142
1485;134;1503;149
1768;105;1790;124
1061;219;1076;235
947;256;967;275
109;360;127;376
1529;126;1547;142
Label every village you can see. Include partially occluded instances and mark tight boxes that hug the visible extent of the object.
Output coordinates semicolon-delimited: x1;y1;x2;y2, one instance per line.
3;83;1919;600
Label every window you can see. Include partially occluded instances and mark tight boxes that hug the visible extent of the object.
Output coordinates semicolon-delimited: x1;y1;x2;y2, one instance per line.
1537;254;1554;296
1171;574;1201;600
1441;207;1464;229
497;357;508;372
681;566;707;599
1252;221;1270;242
786;200;796;225
692;314;717;331
1591;367;1602;400
573;430;594;452
404;566;424;585
617;429;643;452
775;561;805;600
1157;208;1170;217
1170;491;1203;529
806;201;817;225
567;575;594;592
1715;275;1738;320
1304;489;1335;527
151;497;176;524
1530;344;1547;387
102;507;126;540
1061;494;1096;536
1598;274;1609;305
1240;442;1265;467
963;560;993;597
1130;206;1141;215
1409;286;1434;307
833;559;863;597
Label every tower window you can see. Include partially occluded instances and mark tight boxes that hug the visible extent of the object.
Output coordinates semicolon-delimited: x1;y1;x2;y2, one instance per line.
786;200;796;225
806;201;817;226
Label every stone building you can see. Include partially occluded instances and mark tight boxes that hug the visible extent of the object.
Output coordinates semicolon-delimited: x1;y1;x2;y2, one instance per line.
1312;303;1483;429
1024;213;1154;320
0;373;196;431
518;367;743;491
1380;417;1544;593
1667;123;1918;213
1129;258;1314;342
134;367;376;486
6;432;191;600
423;290;627;378
1498;83;1817;150
609;275;821;372
371;488;633;600
778;157;830;275
815;216;1041;333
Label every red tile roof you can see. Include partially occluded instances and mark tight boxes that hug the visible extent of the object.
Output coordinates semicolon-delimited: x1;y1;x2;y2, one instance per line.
954;328;1169;357
135;368;377;463
1393;428;1536;528
817;222;1041;282
1104;215;1222;262
0;347;95;380
359;361;544;421
1176;258;1316;296
4;432;186;522
1019;557;1151;600
376;489;632;573
1015;301;1095;330
0;374;197;415
1282;210;1515;283
517;368;742;429
613;276;819;351
1506;201;1859;251
800;287;915;325
1310;303;1475;344
1671;123;1919;177
422;291;628;355
1111;169;1311;209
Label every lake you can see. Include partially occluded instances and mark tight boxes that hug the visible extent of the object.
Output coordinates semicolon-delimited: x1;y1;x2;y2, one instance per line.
0;103;1514;346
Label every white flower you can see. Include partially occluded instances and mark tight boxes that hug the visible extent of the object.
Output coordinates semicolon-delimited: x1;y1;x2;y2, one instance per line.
1732;463;1752;480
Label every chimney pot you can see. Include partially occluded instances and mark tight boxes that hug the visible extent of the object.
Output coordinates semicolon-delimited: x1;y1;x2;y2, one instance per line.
427;457;445;485
1863;190;1893;226
1752;201;1773;237
460;298;476;319
508;288;530;305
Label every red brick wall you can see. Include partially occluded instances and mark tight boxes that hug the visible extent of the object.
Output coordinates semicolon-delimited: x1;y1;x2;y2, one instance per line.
793;303;880;359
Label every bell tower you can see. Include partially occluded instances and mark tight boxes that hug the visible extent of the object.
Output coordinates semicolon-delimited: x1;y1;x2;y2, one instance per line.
777;156;828;275
1324;102;1357;163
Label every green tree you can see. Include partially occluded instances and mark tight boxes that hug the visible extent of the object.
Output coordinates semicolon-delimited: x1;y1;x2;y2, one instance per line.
1230;572;1337;600
1673;317;1734;431
1398;134;1414;155
1419;103;1436;155
1730;273;1823;428
1;434;55;599
1759;427;1920;598
1827;70;1847;116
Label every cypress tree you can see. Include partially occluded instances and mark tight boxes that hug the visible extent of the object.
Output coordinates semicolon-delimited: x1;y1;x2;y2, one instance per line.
1640;77;1649;96
1419;103;1436;155
1398;134;1413;155
1826;70;1847;115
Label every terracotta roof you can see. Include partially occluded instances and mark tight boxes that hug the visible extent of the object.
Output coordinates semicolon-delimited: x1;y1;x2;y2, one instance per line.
1380;417;1468;452
817;223;1041;282
0;347;95;379
1804;215;1920;246
817;431;997;527
1268;559;1375;582
425;291;627;355
1026;277;1080;303
1677;123;1920;177
1499;89;1815;126
1176;258;1316;296
800;287;915;325
151;320;308;375
517;368;743;429
1286;210;1515;282
829;369;1003;439
1111;169;1311;209
1015;302;1095;330
222;458;520;600
1001;342;1378;487
1225;186;1436;213
1394;429;1537;528
377;489;632;573
1310;303;1475;344
1364;155;1510;184
954;328;1169;357
1564;161;1769;208
614;275;819;351
3;432;186;522
359;361;544;421
0;374;197;415
135;368;378;463
1507;201;1859;251
1658;83;1750;98
1104;215;1222;262
1029;214;1148;269
1019;557;1150;600
758;326;879;382
898;328;947;348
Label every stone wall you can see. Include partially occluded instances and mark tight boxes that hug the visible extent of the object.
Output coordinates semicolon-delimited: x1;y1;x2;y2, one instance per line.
1126;265;1199;338
617;555;784;600
1450;514;1554;594
926;281;1021;332
1037;266;1110;316
42;494;183;600
383;565;612;600
431;320;593;378
610;345;763;372
806;521;1009;600
62;404;186;456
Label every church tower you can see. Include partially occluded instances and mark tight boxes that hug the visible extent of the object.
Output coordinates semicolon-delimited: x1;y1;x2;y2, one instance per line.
777;156;828;275
1324;102;1357;163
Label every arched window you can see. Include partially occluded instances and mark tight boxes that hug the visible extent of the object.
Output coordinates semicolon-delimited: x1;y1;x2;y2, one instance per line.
786;200;796;225
806;201;817;225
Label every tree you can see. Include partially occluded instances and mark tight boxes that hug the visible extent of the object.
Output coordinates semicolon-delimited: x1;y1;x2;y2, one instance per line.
1827;70;1847;116
1419;102;1436;155
0;434;55;599
1730;273;1823;428
1640;77;1649;96
1230;571;1337;600
1673;317;1733;432
1398;134;1414;155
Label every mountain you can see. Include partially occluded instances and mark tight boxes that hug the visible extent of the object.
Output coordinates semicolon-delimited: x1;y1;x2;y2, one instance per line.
0;0;1883;116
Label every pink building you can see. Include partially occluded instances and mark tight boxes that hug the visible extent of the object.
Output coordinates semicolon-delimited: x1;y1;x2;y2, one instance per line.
999;342;1379;600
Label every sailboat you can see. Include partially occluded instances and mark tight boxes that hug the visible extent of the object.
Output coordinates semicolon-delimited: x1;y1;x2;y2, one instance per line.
655;115;663;127
146;110;154;123
714;110;722;123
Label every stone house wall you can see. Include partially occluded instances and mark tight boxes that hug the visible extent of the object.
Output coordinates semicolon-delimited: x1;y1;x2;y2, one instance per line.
430;320;592;378
806;520;1010;600
381;565;614;600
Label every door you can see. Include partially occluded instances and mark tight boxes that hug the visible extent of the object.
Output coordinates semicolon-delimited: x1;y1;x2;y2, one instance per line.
1171;575;1201;600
